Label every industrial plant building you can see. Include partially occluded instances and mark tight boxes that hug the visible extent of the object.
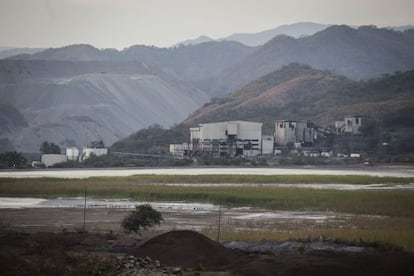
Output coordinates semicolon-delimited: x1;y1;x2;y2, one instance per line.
169;116;370;158
274;120;315;147
335;116;364;134
189;120;263;157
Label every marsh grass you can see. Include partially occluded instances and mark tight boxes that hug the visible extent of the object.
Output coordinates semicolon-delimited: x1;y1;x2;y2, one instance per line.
0;176;413;217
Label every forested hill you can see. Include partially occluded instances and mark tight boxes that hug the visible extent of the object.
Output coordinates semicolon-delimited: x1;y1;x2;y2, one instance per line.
111;64;414;153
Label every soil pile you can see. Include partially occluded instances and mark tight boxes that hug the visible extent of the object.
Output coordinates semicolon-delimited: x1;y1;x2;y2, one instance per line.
134;230;240;268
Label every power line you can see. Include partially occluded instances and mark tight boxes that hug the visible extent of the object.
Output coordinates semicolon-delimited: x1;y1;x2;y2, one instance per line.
111;151;175;159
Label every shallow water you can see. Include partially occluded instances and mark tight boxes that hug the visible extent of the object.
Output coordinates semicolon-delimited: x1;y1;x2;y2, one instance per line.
0;197;369;224
164;183;414;190
0;197;215;211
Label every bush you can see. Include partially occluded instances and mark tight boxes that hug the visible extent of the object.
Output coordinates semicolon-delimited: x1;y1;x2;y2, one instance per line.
122;204;163;235
0;151;27;169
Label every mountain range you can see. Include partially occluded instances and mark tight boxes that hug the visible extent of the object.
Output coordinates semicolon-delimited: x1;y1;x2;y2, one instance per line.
0;47;45;59
206;25;414;95
173;22;414;47
1;24;414;152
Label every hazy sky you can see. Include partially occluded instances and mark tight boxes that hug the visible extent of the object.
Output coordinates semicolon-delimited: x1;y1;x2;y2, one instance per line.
1;0;413;49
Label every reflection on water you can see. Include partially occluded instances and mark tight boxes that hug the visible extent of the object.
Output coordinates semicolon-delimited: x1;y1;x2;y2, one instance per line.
0;197;215;211
0;197;374;224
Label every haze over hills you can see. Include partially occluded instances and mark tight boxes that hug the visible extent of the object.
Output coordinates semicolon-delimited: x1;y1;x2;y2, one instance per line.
10;42;255;91
1;24;414;153
223;22;329;46
172;22;414;48
0;47;45;59
171;36;215;47
387;25;414;32
207;25;414;96
172;22;329;47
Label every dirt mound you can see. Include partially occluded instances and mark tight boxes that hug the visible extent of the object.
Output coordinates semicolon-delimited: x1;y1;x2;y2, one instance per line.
134;230;240;268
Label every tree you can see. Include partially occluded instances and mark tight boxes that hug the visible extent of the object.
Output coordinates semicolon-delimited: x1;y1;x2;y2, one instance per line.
40;141;61;154
122;204;163;235
0;151;27;169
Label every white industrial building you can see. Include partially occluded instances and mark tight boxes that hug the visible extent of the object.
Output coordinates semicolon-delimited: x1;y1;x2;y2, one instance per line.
261;135;274;155
274;120;315;147
169;143;190;158
190;121;263;156
41;154;67;167
335;116;363;134
81;147;108;161
66;147;79;161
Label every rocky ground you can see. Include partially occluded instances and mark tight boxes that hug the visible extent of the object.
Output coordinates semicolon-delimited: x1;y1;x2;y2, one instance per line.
1;229;414;276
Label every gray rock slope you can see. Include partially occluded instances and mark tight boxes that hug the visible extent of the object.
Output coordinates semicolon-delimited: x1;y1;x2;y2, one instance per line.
0;64;208;152
0;41;253;152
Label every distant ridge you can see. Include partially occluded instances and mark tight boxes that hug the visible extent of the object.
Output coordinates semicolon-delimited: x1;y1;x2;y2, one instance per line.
172;22;414;48
0;47;45;59
223;22;329;46
207;25;414;96
171;35;215;47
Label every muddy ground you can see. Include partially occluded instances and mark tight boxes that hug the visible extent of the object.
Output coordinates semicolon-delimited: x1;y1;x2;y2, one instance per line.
0;205;367;234
1;228;414;276
1;206;414;275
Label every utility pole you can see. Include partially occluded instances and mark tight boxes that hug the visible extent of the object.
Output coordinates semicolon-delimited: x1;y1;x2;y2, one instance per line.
83;184;87;233
217;204;222;243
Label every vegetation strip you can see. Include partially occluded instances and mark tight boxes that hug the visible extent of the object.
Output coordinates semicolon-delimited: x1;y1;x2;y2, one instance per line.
0;174;413;184
0;175;413;218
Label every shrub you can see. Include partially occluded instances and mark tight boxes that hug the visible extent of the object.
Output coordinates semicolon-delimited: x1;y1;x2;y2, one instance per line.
122;204;163;235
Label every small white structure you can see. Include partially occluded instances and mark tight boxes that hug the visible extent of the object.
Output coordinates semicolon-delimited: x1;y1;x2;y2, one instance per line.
274;149;283;155
262;136;274;155
31;161;45;168
321;151;332;157
66;147;79;161
335;116;363;134
169;143;190;158
308;151;321;158
81;147;108;161
350;153;361;158
41;154;67;167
